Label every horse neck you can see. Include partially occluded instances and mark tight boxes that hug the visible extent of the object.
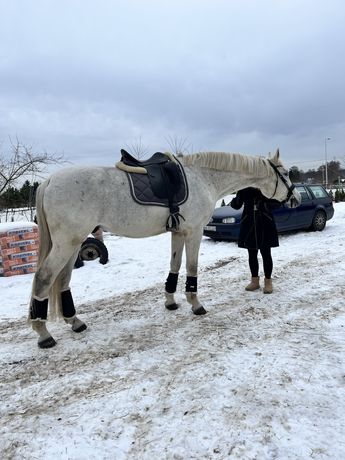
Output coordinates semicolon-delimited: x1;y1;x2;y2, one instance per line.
201;169;272;201
187;153;273;201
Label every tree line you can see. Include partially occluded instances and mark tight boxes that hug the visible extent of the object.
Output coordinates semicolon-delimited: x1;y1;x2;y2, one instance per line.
1;139;345;209
289;160;345;185
0;180;40;209
0;139;65;210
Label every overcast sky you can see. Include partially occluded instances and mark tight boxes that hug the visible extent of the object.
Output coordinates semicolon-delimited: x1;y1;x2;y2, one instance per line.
1;0;345;174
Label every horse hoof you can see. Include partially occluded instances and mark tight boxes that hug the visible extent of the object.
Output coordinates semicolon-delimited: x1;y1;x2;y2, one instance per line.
38;336;57;348
73;323;87;333
165;303;179;311
192;306;207;315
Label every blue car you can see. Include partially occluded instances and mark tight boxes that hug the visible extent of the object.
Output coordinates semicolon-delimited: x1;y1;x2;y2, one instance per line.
203;184;335;241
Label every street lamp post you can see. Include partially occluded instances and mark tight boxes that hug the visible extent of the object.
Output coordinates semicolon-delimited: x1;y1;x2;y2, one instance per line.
324;137;331;189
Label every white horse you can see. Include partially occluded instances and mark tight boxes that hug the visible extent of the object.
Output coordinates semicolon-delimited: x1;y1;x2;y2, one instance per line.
29;149;301;348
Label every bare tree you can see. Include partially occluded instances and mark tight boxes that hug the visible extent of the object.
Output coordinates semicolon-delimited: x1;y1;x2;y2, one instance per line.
124;137;149;160
0;139;66;195
165;135;192;157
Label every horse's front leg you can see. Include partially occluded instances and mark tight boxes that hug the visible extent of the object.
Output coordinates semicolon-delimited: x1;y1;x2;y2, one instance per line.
185;229;207;315
165;232;185;310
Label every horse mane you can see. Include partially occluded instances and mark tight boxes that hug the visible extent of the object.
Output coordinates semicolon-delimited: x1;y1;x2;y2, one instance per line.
181;151;274;177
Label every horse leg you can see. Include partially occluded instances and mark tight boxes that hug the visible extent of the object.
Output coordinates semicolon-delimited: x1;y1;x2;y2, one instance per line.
31;316;55;348
30;245;79;348
30;290;56;349
165;232;185;310
184;230;207;315
59;253;87;333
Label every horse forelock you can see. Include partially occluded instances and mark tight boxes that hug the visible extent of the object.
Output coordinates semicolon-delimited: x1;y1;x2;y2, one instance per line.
182;152;270;177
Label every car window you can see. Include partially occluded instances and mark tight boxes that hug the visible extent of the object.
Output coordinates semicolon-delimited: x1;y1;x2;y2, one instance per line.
296;186;311;202
308;185;329;199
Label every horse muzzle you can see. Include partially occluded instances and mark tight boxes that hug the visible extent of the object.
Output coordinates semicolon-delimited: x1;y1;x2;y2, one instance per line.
286;194;301;208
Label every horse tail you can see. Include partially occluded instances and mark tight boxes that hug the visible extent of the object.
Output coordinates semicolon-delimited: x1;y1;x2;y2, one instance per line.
31;179;63;320
34;180;51;268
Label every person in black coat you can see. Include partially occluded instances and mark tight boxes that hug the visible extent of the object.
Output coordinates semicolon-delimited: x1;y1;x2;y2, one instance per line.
230;187;281;293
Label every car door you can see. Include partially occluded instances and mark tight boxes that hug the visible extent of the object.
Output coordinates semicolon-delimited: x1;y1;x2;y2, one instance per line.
273;185;313;231
293;185;315;228
273;202;296;231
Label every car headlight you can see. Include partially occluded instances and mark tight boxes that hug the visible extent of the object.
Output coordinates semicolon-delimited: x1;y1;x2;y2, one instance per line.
222;217;236;224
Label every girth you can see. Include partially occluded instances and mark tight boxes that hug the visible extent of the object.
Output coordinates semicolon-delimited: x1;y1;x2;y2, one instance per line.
116;150;189;231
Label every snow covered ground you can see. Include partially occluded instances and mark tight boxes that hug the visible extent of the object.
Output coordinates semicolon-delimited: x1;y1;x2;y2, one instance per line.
1;203;345;459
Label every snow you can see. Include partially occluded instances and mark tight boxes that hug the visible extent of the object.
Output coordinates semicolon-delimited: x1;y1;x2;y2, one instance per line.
1;204;345;459
0;221;37;232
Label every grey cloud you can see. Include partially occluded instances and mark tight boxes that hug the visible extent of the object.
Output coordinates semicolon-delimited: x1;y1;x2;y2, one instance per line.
1;0;345;170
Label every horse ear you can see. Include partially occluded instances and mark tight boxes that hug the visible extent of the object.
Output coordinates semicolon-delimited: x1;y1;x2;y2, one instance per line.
272;148;280;162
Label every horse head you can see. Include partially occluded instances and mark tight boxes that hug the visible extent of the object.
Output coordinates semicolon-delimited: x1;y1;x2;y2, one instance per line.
265;149;301;208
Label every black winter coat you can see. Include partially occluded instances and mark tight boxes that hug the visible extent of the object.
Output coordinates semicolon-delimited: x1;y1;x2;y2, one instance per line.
230;187;280;249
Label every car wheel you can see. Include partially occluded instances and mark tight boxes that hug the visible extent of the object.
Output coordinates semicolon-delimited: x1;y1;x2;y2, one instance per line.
79;237;109;264
311;210;326;231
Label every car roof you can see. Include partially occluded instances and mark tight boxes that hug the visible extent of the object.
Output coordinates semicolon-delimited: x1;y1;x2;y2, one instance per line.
294;183;325;187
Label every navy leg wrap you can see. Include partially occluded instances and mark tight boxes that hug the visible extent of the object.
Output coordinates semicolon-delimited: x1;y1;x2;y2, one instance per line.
61;289;76;318
30;298;48;321
186;276;197;292
165;272;179;293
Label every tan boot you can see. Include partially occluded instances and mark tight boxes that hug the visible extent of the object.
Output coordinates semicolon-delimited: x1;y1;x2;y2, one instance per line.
263;277;273;294
245;277;260;291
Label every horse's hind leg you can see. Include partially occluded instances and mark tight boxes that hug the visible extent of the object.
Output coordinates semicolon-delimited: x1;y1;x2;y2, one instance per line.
59;253;87;333
184;229;207;315
31;317;56;349
30;245;80;348
30;266;58;349
165;232;185;310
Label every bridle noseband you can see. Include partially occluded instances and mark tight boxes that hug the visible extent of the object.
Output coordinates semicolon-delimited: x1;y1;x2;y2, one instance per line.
268;160;296;204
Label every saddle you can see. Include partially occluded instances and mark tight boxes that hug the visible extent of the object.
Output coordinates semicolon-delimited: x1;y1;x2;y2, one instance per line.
116;149;188;231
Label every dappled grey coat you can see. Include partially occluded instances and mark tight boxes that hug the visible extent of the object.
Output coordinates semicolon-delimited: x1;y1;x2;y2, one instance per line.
230;187;280;249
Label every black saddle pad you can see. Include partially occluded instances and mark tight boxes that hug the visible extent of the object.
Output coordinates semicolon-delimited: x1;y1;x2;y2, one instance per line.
126;156;188;207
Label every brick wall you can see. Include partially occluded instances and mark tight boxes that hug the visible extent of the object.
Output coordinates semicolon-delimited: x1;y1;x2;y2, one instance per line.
0;223;39;277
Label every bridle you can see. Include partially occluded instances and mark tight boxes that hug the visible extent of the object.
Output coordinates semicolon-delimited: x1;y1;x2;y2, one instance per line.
268;160;296;204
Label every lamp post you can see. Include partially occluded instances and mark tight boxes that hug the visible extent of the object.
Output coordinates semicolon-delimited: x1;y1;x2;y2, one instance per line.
324;137;331;189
